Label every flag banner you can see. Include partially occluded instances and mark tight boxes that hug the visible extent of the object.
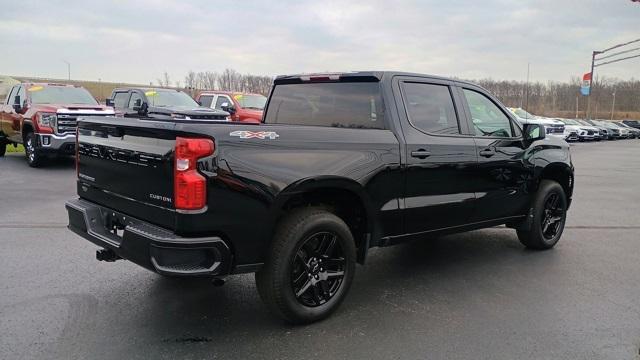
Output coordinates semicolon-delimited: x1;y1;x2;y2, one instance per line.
580;72;591;96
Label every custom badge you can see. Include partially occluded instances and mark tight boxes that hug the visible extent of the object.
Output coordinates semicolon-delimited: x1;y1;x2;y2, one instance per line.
230;130;279;140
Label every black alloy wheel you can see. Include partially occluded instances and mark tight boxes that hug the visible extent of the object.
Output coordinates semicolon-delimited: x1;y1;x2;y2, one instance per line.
291;232;346;307
540;192;564;240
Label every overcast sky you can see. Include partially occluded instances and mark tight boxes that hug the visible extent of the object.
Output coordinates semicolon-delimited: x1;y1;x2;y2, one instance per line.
1;0;638;84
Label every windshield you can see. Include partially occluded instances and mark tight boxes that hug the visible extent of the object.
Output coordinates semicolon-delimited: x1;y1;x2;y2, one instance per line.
512;108;537;119
234;94;267;110
29;85;98;105
145;90;198;107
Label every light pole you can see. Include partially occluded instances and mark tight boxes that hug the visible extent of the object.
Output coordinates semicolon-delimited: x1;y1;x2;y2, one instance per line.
610;90;616;121
63;60;71;80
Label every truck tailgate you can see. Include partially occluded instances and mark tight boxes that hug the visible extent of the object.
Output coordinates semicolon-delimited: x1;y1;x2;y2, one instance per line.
77;117;178;229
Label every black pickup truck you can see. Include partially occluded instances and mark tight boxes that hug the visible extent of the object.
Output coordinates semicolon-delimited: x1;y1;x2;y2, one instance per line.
66;71;574;324
106;87;229;121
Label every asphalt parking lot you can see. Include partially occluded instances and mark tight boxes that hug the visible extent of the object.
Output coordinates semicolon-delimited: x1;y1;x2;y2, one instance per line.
1;140;640;360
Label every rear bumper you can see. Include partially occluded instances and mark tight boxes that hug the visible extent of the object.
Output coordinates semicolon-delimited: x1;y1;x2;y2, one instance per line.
65;198;232;277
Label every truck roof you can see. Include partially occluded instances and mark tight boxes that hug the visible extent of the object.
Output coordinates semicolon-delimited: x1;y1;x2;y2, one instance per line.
21;82;82;88
274;71;478;87
198;90;265;97
112;87;182;93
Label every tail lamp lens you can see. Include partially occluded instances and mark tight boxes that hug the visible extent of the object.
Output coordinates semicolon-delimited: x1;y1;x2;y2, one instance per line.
174;137;214;210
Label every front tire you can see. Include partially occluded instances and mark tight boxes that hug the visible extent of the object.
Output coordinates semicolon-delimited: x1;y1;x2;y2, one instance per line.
256;207;356;324
24;132;44;167
0;142;6;157
517;180;567;250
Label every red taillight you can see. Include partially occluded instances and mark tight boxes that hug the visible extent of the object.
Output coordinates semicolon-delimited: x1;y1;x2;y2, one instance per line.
174;137;214;211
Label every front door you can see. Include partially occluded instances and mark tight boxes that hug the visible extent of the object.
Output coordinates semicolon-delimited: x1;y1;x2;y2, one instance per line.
395;78;479;235
458;86;534;222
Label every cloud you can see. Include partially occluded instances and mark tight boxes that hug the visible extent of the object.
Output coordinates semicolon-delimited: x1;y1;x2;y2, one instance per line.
0;0;638;84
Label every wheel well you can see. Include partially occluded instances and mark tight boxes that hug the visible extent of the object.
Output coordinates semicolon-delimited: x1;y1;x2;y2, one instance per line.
22;123;34;142
279;188;369;250
540;164;573;197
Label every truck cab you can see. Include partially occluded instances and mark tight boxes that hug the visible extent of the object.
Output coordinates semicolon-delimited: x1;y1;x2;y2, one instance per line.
107;87;229;121
196;91;266;123
0;83;113;167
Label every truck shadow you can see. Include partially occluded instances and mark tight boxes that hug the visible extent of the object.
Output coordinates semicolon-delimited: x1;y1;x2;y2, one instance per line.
1;152;75;169
118;227;560;345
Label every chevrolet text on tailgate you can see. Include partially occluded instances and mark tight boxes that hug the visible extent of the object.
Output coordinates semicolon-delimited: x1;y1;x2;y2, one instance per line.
66;71;574;324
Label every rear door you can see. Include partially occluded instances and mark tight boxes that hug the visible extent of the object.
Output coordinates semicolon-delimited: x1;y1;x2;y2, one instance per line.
394;76;478;234
457;85;534;222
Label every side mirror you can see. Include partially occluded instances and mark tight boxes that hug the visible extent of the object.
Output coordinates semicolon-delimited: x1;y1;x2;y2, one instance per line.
221;102;236;114
13;95;22;112
105;98;114;107
524;123;545;141
137;101;148;115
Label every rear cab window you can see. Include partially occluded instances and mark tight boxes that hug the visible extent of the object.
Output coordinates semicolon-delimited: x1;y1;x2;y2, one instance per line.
264;82;385;129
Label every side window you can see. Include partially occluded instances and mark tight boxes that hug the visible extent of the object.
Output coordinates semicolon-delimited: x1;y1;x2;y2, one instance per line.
6;85;18;104
113;92;129;109
214;96;231;109
463;89;514;138
128;92;143;109
15;85;25;105
401;82;460;135
199;95;213;108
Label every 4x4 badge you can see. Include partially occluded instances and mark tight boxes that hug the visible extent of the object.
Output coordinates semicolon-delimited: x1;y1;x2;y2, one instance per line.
230;130;279;140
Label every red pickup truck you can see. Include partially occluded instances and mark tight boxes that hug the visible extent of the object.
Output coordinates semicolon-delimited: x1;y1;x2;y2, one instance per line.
195;91;265;123
0;83;113;167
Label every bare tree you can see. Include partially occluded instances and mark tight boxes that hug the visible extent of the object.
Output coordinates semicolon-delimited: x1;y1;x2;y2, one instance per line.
156;71;172;87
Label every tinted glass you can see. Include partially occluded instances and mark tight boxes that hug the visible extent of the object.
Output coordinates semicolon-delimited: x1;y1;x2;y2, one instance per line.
199;95;214;108
463;89;513;138
128;92;143;109
6;86;17;104
15;86;25;104
113;92;129;109
402;82;460;135
29;85;97;105
265;82;384;129
145;90;198;107
234;94;267;110
215;96;231;109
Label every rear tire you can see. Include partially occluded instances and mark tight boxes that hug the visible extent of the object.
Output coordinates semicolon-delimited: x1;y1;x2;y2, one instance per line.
24;132;44;168
255;207;356;324
0;142;6;157
517;180;567;250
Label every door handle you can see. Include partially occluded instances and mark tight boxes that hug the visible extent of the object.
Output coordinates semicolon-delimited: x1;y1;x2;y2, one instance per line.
411;149;431;159
479;148;496;158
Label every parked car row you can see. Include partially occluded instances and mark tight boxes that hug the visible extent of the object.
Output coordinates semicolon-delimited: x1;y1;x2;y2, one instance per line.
0;82;267;166
506;107;639;142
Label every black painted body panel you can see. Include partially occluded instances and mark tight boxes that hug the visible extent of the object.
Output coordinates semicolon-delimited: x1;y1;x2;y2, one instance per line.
73;71;573;270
